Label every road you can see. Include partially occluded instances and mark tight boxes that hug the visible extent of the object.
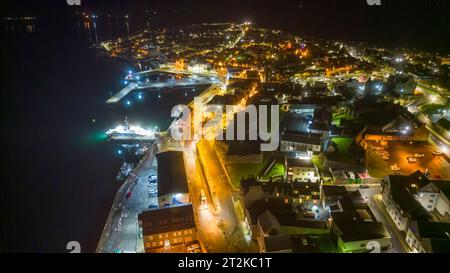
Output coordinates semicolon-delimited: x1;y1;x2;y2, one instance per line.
196;140;250;252
96;146;158;253
183;141;230;252
357;186;408;253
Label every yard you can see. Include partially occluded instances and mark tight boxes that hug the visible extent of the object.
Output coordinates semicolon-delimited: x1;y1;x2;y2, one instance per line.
329;137;357;164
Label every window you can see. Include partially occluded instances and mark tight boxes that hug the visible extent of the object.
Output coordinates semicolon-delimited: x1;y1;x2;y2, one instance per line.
159;234;162;239
360;244;365;247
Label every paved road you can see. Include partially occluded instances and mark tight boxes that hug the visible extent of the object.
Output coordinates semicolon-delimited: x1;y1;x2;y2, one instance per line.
357;187;407;253
197;140;250;252
183;142;230;252
96;147;158;253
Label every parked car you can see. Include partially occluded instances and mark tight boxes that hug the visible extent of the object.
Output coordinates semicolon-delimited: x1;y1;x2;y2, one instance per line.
433;151;443;156
187;243;200;252
407;157;417;163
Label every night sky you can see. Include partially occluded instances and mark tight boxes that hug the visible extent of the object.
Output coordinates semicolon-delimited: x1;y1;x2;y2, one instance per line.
1;0;449;53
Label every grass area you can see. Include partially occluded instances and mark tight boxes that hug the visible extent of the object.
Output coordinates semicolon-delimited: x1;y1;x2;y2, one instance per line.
419;103;448;114
315;234;337;253
261;162;285;181
329;137;356;164
312;154;325;170
332;112;355;126
227;163;263;188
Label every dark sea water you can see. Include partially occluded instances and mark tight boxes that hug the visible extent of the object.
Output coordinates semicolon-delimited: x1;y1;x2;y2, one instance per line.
0;16;204;252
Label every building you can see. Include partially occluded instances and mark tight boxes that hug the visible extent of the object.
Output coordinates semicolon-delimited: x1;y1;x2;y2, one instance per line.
259;234;293;253
321;185;351;211
331;221;392;253
255;210;329;253
138;204;197;252
215;140;263;164
381;171;433;231
292;182;321;209
415;180;450;222
435;118;450;142
241;177;321;210
280;131;323;154
280;104;332;154
405;221;450;253
286;158;319;182
156;151;190;207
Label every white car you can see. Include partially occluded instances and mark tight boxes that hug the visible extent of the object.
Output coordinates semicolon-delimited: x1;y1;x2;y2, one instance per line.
390;164;400;171
407;157;417;163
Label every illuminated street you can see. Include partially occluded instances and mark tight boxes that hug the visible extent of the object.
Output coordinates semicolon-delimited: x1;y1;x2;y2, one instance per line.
196;140;250;252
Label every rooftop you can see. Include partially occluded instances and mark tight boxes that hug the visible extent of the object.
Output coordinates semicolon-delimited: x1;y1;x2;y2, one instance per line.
333;221;391;243
138;204;196;235
156;151;188;196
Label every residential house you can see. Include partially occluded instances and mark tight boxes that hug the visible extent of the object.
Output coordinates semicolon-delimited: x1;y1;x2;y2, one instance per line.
405;221;450;253
381;171;433;231
286;158;319;182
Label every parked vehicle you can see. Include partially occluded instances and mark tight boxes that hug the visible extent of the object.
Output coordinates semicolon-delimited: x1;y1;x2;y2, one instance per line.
407;157;417;163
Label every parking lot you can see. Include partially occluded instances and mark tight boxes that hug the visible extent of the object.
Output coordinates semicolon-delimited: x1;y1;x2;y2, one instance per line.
368;141;450;179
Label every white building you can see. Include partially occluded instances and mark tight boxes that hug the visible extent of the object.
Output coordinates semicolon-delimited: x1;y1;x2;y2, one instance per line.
405;221;450;253
417;181;450;221
286;158;319;183
381;172;432;231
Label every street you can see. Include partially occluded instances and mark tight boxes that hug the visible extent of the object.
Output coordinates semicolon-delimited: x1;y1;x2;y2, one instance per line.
357;186;409;253
96;146;158;253
196;140;251;252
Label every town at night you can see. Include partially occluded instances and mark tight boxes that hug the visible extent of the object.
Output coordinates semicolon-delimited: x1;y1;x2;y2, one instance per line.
1;0;450;264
